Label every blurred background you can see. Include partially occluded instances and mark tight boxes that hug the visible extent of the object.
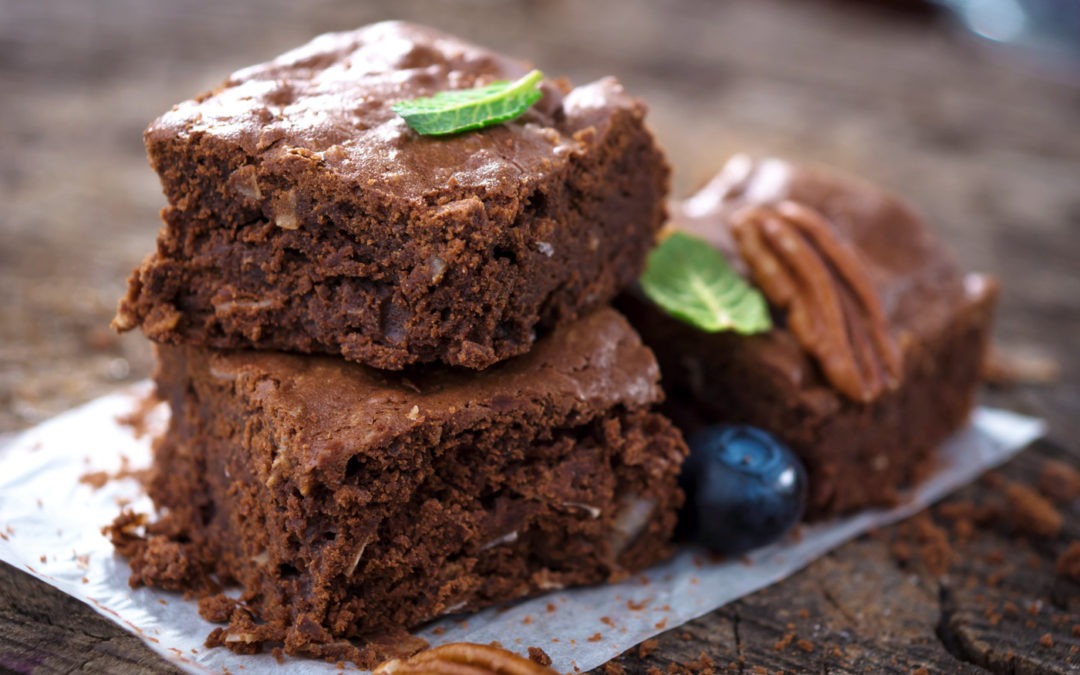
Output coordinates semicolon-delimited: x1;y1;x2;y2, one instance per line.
2;0;1078;433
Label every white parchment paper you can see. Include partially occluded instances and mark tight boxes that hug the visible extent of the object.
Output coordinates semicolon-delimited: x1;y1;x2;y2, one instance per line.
0;382;1045;674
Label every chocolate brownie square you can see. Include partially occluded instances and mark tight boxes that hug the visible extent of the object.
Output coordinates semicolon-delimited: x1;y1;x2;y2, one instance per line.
114;21;669;370
619;155;997;518
118;308;686;661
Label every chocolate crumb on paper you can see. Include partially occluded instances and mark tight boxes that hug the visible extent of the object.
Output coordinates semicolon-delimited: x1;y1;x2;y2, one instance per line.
78;455;148;492
528;646;552;667
114;392;163;440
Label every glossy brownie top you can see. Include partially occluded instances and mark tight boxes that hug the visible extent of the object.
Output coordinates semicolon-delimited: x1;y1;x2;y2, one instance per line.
189;307;661;476
145;20;643;203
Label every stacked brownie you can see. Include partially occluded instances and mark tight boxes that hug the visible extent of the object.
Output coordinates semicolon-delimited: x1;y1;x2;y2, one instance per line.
112;21;686;662
619;155;997;518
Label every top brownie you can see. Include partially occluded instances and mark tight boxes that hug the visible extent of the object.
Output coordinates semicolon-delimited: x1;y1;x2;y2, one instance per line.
115;21;669;370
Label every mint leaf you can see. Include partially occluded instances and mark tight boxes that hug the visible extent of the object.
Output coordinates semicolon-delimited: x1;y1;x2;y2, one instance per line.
392;69;544;136
639;232;772;334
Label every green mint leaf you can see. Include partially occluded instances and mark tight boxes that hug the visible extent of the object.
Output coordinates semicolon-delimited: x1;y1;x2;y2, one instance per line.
639;232;773;334
392;69;544;136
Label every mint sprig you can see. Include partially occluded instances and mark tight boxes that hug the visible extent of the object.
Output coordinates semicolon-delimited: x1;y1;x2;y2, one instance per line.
639;232;772;334
391;69;544;136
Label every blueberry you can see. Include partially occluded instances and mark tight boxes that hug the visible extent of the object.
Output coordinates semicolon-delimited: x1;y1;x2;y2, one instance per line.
679;425;807;555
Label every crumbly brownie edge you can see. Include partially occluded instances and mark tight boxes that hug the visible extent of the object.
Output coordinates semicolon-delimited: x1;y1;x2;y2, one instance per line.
118;108;668;370
123;345;686;661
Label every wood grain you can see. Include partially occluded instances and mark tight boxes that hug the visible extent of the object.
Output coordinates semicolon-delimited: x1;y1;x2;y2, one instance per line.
2;0;1078;672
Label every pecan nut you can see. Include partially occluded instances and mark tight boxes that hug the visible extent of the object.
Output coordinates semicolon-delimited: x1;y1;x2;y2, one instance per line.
731;200;902;401
374;642;557;675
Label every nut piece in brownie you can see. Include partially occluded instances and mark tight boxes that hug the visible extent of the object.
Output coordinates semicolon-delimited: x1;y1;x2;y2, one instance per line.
118;308;686;662
619;155;997;517
114;21;670;370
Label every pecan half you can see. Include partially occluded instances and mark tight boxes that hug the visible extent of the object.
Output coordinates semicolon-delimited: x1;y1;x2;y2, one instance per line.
730;200;902;402
374;642;557;675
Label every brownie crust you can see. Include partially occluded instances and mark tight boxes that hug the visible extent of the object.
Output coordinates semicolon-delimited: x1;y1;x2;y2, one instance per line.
619;155;998;517
120;309;687;660
115;22;670;370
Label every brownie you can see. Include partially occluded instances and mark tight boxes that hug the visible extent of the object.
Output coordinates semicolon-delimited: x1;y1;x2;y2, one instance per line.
619;155;997;518
118;308;686;662
113;21;670;370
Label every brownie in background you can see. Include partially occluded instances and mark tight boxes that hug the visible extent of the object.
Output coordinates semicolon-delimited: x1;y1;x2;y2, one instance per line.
620;155;996;517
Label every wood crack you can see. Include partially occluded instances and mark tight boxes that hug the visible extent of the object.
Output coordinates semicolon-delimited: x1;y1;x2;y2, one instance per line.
731;607;744;675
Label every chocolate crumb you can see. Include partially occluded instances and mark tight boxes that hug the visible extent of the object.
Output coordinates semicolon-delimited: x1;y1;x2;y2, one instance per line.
774;633;795;651
796;639;814;653
1039;633;1054;648
1005;482;1062;538
1039;460;1080;503
684;652;714;672
1057;541;1080;581
912;668;929;675
638;639;659;659
680;632;693;641
115;392;161;440
588;633;603;642
892;512;952;576
546;602;557;613
600;662;625;675
432;626;445;636
527;643;552;665
79;471;110;490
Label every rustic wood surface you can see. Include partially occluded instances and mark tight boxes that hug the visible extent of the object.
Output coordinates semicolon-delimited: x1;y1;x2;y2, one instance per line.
2;0;1078;672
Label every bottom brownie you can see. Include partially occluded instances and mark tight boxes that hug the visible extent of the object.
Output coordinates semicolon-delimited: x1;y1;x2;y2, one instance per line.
110;308;686;664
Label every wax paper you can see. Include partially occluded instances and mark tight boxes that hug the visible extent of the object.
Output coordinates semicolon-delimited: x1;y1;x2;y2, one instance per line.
0;382;1045;673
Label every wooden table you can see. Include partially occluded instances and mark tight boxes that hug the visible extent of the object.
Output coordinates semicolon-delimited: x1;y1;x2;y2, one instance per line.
2;1;1078;672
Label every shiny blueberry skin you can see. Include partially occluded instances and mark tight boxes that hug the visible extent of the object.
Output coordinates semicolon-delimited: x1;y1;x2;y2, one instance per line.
679;425;807;555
